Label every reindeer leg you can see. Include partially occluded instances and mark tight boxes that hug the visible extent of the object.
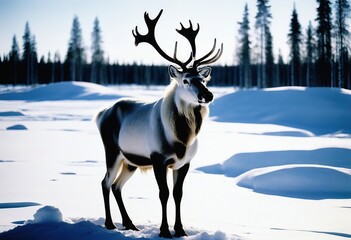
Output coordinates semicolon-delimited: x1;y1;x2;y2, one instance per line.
173;163;190;237
112;162;139;231
101;148;121;230
102;173;115;230
152;153;172;238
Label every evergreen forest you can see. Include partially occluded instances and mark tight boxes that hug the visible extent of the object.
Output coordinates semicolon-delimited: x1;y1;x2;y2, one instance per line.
1;0;350;89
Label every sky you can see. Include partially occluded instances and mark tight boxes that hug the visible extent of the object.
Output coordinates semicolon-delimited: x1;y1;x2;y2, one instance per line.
0;0;325;65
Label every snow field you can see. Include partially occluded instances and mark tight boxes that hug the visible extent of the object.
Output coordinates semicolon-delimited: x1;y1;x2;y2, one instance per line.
0;82;350;240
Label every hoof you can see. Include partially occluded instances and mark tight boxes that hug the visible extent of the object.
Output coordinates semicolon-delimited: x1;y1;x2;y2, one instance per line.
174;229;188;237
124;222;139;231
159;229;173;238
105;222;117;230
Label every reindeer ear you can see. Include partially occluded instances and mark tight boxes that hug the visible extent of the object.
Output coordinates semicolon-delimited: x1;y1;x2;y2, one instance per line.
169;65;181;79
198;67;212;79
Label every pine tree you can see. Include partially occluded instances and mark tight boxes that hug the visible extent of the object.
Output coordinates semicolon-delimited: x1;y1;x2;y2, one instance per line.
9;35;20;85
316;0;332;86
47;52;54;83
54;51;64;82
91;17;104;84
237;3;251;88
288;5;302;86
255;0;273;88
22;22;32;84
334;0;350;88
265;26;274;87
21;22;38;85
66;16;85;81
31;35;38;84
277;49;286;86
305;21;316;86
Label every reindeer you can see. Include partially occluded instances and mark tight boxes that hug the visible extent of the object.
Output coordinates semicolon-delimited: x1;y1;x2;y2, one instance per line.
96;9;223;238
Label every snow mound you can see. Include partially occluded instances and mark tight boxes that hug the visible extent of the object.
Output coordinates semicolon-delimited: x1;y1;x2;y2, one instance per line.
0;220;122;240
0;206;240;240
6;124;28;130
197;148;351;199
26;206;63;224
0;82;123;101
0;111;25;117
210;87;351;135
236;165;351;199
198;148;351;178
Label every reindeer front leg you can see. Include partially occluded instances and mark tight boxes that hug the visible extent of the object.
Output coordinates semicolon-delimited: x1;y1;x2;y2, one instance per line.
173;163;189;237
152;153;172;238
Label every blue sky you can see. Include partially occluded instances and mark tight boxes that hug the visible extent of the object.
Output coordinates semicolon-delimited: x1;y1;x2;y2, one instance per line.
0;0;322;65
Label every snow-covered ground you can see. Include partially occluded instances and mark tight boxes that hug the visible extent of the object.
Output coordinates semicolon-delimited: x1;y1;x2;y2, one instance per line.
0;82;350;240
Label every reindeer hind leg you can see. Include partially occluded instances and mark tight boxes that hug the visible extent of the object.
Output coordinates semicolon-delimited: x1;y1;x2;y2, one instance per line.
101;148;122;230
98;104;128;230
112;162;139;231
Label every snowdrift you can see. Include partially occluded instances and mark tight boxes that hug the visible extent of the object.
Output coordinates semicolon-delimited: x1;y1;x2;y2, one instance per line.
210;87;351;135
236;165;351;199
198;147;351;199
0;81;123;101
202;87;351;199
0;206;237;240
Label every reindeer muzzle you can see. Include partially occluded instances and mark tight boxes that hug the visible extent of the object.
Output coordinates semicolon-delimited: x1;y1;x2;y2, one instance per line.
198;90;213;104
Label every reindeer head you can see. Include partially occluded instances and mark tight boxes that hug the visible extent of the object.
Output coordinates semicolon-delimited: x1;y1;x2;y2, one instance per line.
132;9;223;105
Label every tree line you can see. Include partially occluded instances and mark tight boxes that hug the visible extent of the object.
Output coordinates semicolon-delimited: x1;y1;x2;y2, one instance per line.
0;0;350;89
236;0;351;89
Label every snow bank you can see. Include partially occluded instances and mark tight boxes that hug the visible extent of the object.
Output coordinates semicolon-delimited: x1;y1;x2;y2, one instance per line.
0;220;122;240
236;165;351;200
0;82;123;101
0;206;239;240
26;206;63;224
198;148;351;178
198;148;351;199
0;111;25;117
210;87;351;135
6;124;28;130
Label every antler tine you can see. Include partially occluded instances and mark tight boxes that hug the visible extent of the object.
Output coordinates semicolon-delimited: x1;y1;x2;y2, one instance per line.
184;52;193;67
192;38;217;67
173;41;193;69
197;43;223;67
132;10;163;47
143;10;163;31
132;26;142;46
176;20;200;58
173;41;180;62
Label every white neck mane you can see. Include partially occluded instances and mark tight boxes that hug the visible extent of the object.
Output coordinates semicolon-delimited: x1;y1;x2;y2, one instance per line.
161;80;209;146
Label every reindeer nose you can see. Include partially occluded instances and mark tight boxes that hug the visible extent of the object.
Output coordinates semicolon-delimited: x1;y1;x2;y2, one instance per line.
205;91;214;102
198;91;213;103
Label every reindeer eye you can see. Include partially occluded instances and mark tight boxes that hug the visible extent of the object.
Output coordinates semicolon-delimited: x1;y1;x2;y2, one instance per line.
183;80;189;85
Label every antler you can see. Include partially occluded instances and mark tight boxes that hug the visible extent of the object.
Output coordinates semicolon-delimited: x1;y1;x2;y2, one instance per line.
176;20;199;59
132;9;223;71
132;10;191;70
193;39;223;68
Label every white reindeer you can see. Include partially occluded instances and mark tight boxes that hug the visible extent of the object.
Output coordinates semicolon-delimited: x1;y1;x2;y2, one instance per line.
96;9;223;238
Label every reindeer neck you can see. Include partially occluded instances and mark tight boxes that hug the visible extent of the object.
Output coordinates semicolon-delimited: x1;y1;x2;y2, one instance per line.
161;81;208;146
